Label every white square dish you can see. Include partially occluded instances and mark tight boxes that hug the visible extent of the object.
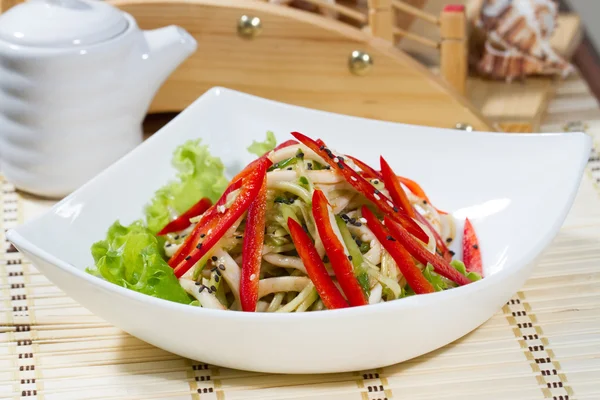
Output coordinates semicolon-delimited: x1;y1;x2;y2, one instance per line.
7;87;591;373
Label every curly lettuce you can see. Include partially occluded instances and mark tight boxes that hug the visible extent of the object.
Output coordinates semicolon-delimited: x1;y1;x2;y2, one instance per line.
87;221;192;304
247;131;276;157
145;139;229;234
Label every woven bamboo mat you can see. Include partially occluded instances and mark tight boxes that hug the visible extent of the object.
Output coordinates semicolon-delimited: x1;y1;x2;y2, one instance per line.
2;77;600;400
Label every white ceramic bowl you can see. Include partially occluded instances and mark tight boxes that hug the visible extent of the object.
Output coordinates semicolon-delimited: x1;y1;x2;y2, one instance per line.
7;88;590;374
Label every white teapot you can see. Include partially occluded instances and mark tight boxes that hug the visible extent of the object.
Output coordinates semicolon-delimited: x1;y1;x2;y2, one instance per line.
0;0;196;198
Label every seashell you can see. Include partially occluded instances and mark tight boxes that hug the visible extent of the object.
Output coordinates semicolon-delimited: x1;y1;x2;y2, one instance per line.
475;0;574;81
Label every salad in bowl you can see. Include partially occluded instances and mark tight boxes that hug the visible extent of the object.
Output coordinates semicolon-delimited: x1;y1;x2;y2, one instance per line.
89;131;483;312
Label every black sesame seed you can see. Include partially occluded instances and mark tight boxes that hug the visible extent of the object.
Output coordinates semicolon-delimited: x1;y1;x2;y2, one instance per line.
296;151;304;158
374;189;380;195
174;235;180;240
215;276;220;283
372;179;380;185
353;221;362;227
211;256;218;262
218;264;226;270
355;238;362;246
211;267;217;272
325;166;331;170
307;163;313;170
273;162;280;168
449;250;456;256
446;238;453;243
236;235;243;239
195;281;201;286
200;233;206;238
348;255;353;261
423;200;428;205
473;244;479;250
386;235;396;241
181;234;187;238
199;285;206;293
319;145;325;150
393;206;399;212
341;214;349;221
210;285;217;292
323;255;330;263
287;167;292;170
349;218;357;224
302;223;309;234
216;270;222;277
185;256;192;261
338;156;345;162
196;243;203;249
166;243;172;248
337;162;344;169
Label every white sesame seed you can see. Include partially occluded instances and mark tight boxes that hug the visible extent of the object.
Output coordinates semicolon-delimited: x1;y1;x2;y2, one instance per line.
374;194;381;201
351;176;358;181
333;157;339;163
387;200;394;208
359;218;367;223
217;205;226;213
250;273;256;280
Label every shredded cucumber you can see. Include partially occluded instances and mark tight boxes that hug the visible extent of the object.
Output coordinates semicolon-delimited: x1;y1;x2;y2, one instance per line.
335;216;370;296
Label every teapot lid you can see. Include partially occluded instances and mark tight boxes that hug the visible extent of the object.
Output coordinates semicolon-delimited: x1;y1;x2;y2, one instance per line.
0;0;128;47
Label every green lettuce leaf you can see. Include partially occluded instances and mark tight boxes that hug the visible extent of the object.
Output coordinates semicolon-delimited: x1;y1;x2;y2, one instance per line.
87;220;192;304
451;260;482;282
247;131;276;157
422;263;447;292
145;139;229;234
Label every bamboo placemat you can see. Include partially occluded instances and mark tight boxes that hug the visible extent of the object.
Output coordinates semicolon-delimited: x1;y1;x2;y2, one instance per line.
2;76;600;400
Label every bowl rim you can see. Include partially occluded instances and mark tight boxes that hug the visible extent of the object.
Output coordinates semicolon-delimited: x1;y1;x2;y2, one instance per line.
7;86;592;321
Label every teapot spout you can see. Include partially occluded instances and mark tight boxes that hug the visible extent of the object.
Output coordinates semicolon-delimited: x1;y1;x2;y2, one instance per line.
140;25;197;94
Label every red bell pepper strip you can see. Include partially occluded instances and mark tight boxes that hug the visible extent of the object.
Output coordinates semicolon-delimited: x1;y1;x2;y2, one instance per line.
240;175;268;312
288;217;349;309
362;207;434;294
231;140;298;184
463;218;483;276
168;179;243;268
157;197;212;236
346;155;382;180
312;190;368;307
380;156;415;219
382;212;471;286
291;132;428;244
172;158;271;278
397;176;447;215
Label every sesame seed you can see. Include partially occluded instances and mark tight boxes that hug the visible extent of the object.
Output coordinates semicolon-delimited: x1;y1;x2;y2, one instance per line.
473;244;479;250
250;274;256;280
199;285;206;293
351;176;358;181
210;285;217;292
348;255;353;261
359;217;367;223
349;218;357;224
387;200;395;208
307;163;313;170
216;270;222;277
374;189;380;194
446;237;453;243
215;276;220;283
217;205;226;213
353;221;362;227
200;233;206;238
236;235;243;239
393;206;399;212
218;264;226;270
181;234;187;238
185;256;192;261
287;167;292;170
338;156;345;162
207;229;213;235
449;250;456;256
174;235;179;240
372;179;380;184
337;162;344;169
211;256;218;262
325;166;331;170
333;157;339;163
195;281;201;286
355;238;362;246
341;214;349;221
196;243;203;249
165;243;172;248
319;145;325;150
386;235;396;241
374;193;381;201
296;151;304;158
423;200;428;205
211;267;217;272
